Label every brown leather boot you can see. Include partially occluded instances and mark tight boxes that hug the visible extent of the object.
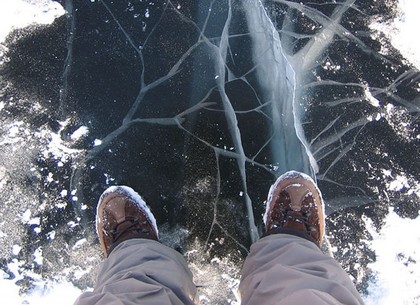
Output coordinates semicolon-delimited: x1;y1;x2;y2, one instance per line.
264;171;325;246
96;186;159;257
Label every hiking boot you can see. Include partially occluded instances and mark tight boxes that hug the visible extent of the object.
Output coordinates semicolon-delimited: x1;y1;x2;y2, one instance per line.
263;171;325;246
96;185;159;257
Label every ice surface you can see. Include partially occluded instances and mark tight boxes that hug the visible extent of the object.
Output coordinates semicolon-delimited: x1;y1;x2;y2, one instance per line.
0;0;419;304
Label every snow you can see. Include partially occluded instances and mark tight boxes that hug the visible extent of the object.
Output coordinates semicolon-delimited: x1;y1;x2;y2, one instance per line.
70;126;89;140
46;230;55;240
40;120;83;161
1;276;83;305
370;0;420;69
12;245;21;255
364;86;380;107
72;238;87;250
0;0;65;43
20;208;31;223
33;247;43;265
388;174;410;191
28;217;40;226
364;209;420;304
1;258;84;305
60;189;68;197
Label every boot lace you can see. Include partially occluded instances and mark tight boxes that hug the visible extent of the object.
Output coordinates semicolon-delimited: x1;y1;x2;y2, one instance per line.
281;208;316;232
107;216;151;242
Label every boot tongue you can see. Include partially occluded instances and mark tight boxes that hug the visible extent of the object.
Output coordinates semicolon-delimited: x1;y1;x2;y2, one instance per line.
283;183;310;211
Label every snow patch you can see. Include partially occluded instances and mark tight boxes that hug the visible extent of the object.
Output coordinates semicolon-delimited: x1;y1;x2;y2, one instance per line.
1;258;83;305
20;209;31;223
388;175;410;191
12;245;22;256
70;126;89;140
47;230;55;240
383;170;420;197
28;217;41;226
364;86;380;107
370;0;420;69
38;120;83;162
0;0;65;43
72;238;87;250
364;209;420;304
33;247;43;265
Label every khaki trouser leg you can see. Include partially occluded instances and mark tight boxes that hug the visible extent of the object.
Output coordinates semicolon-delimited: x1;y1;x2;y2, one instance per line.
239;234;364;305
74;239;197;305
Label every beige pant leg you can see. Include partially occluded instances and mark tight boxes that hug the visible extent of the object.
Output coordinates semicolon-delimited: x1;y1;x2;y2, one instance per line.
239;234;364;305
74;239;197;305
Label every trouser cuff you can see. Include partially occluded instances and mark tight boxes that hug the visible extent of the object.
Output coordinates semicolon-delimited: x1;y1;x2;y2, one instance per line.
263;227;318;247
108;233;158;256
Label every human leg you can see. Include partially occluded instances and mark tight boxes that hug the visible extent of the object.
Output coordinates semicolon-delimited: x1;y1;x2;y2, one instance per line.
239;171;364;305
74;186;197;305
74;239;197;305
240;234;364;305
